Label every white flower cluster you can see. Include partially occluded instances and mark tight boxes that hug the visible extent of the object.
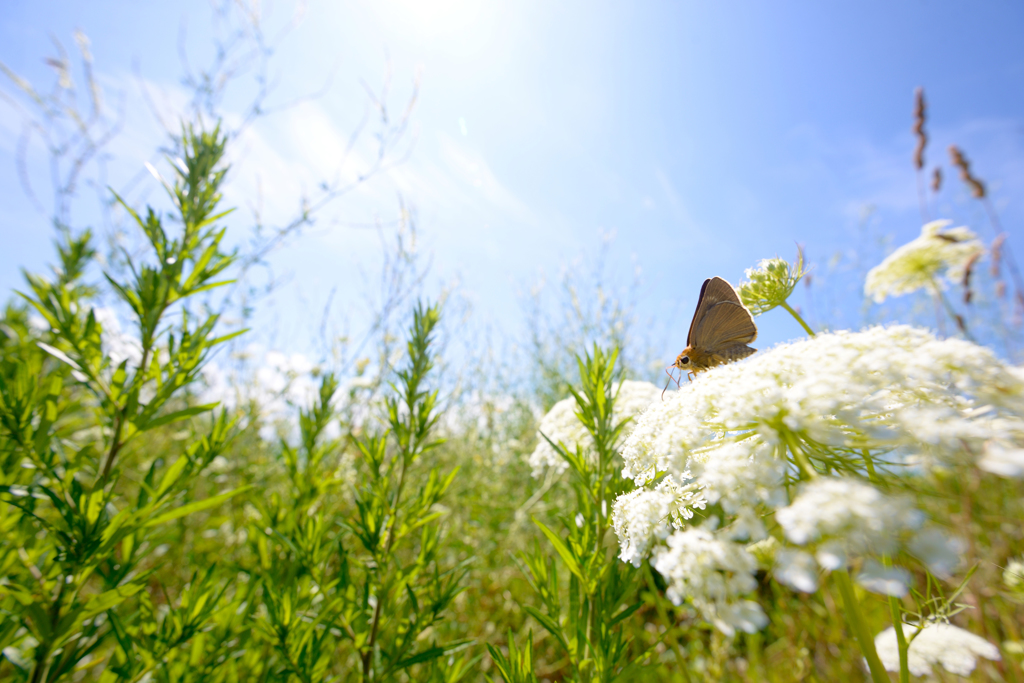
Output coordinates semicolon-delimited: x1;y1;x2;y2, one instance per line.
865;220;983;303
528;380;661;476
979;442;1024;478
650;528;767;637
200;345;325;443
620;325;1024;485
613;325;1024;633
612;474;707;566
1005;557;1024;592
874;622;1001;677
774;478;924;593
777;479;921;550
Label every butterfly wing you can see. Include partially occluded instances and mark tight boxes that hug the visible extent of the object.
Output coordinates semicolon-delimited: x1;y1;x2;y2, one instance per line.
687;277;745;346
692;301;758;349
717;343;758;362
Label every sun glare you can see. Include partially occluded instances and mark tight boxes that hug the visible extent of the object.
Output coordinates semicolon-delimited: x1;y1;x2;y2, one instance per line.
378;0;494;42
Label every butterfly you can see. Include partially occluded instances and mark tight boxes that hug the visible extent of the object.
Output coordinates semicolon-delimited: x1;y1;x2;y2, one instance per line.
665;276;757;394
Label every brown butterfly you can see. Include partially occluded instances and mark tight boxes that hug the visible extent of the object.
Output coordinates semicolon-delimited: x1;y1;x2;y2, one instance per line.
666;277;758;393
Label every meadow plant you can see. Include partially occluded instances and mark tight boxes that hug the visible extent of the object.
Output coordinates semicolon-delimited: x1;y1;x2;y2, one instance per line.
0;123;247;682
246;301;471;683
526;380;660;477
515;347;656;682
612;252;1020;681
3;46;1024;680
0;119;473;683
737;253;811;335
874;622;1001;677
865;220;983;304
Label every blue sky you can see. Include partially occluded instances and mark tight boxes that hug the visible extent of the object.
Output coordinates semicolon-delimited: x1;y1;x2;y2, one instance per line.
2;0;1024;367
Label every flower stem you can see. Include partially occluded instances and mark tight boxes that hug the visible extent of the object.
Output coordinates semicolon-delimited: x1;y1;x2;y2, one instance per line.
860;449;880;485
783;431;817;480
883;555;910;682
834;568;889;683
888;595;910;683
780;301;816;336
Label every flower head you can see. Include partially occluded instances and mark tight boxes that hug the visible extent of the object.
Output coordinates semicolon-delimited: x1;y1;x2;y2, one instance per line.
619;325;1024;489
650;527;766;636
1004;557;1024;592
865;220;983;303
613;325;1024;624
612;475;706;566
875;622;1001;677
776;478;922;554
738;255;806;316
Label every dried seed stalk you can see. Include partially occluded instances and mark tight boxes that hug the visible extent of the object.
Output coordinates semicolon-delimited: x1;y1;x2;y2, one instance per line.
949;145;986;199
913;88;927;170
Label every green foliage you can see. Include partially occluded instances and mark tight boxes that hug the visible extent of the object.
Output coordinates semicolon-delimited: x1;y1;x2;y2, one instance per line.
507;346;653;683
2;113;1023;683
246;301;470;682
0;123;245;683
486;631;539;683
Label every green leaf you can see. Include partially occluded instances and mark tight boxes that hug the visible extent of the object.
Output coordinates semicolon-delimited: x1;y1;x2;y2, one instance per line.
608;600;643;628
522;606;569;653
533;518;584;580
395;646;446;670
143;486;250;528
81;581;147;621
140;404;218;431
155;455;190;498
185;280;236;297
36;342;81;370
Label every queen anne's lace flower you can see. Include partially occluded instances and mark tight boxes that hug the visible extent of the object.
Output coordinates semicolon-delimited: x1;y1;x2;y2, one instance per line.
865;220;983;303
1004;557;1024;592
979;442;1024;477
650;528;766;637
620;326;1024;488
874;623;1001;676
613;325;1024;628
528;380;661;476
776;478;922;554
689;440;785;515
612;475;706;566
774;549;819;593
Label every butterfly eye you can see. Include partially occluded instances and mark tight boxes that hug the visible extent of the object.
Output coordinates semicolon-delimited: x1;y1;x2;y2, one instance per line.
680;357;690;365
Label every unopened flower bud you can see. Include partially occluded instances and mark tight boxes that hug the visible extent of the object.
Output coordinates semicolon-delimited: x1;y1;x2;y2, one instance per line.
738;254;806;316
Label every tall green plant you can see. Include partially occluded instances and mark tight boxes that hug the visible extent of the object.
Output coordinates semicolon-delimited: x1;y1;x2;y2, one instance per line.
513;346;649;682
0;123;247;682
249;302;472;682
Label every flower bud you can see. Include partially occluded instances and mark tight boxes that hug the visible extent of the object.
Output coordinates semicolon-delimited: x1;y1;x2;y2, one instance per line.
738;254;806;316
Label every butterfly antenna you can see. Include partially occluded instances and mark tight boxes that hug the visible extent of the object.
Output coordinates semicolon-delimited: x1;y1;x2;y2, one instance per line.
662;366;676;400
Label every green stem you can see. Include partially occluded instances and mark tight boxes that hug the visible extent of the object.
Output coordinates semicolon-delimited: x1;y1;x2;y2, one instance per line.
861;448;880;484
888;595;910;683
783;431;817;480
780;301;816;337
642;563;690;679
883;555;909;682
834;569;888;683
746;630;763;682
